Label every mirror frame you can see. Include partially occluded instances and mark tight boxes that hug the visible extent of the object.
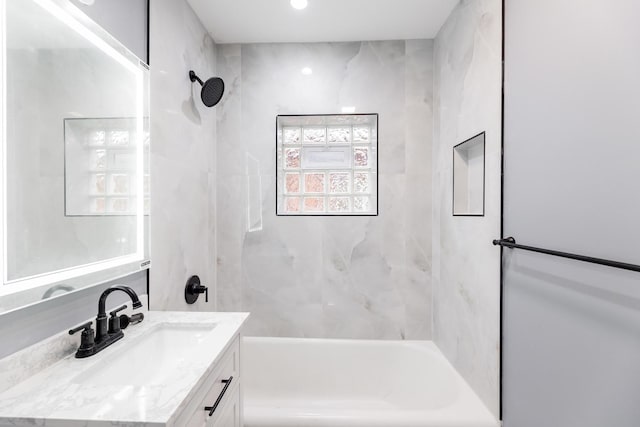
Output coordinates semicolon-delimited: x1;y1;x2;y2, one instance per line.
0;0;150;313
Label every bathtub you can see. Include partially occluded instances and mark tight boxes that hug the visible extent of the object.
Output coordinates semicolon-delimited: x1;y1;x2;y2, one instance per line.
243;337;499;427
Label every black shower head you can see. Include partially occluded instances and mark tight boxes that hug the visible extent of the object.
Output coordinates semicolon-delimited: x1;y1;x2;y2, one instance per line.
189;70;225;107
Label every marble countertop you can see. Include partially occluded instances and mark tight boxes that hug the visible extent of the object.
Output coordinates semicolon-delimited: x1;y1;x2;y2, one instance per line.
0;311;249;427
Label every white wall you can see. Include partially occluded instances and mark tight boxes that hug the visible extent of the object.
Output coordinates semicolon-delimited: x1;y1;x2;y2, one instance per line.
215;40;434;339
433;0;502;417
148;0;217;311
503;0;640;425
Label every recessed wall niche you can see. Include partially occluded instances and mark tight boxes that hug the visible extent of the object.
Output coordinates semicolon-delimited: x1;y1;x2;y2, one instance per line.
453;132;485;216
276;114;378;216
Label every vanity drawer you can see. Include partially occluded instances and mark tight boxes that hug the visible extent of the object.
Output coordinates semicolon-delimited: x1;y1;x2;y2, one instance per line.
182;337;240;427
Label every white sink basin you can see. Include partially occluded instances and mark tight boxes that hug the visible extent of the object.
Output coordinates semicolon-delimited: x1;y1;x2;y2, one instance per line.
76;322;217;386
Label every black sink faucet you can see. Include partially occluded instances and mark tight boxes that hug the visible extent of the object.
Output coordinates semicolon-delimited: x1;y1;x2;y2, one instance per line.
96;285;143;342
69;285;144;358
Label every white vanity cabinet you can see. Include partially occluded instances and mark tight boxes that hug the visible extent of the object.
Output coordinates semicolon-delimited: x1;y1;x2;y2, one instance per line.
179;336;242;427
0;312;248;427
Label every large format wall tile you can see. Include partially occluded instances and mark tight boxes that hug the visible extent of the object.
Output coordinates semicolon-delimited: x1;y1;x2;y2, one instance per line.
149;0;217;311
216;40;433;339
432;0;502;418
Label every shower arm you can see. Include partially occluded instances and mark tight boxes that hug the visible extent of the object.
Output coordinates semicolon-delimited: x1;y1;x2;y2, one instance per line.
189;70;204;86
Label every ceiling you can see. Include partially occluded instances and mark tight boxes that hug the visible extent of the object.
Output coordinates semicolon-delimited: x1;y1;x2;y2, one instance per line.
187;0;459;44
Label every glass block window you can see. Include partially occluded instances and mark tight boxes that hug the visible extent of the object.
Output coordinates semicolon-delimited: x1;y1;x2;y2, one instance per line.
277;114;378;215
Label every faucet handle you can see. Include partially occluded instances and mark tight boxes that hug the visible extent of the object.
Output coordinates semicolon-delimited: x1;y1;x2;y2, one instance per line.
108;305;128;334
69;321;93;336
109;304;128;317
69;321;96;358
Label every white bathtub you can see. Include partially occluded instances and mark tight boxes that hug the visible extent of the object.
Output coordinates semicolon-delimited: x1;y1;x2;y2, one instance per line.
243;337;499;427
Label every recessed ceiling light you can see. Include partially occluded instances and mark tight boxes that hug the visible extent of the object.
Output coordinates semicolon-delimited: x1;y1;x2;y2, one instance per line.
341;106;356;113
301;67;313;75
290;0;308;10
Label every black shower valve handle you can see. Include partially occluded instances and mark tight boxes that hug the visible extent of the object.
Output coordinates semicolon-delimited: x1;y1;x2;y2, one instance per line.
194;284;209;303
185;275;208;304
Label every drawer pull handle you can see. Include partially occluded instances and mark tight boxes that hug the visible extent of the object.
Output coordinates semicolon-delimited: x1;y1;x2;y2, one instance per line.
204;376;233;416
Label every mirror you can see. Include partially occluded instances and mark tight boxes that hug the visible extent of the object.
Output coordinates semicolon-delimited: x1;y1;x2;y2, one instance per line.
0;0;150;313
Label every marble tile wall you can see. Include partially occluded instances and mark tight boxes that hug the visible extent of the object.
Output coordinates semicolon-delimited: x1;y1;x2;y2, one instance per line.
149;0;217;311
215;40;434;339
432;0;502;418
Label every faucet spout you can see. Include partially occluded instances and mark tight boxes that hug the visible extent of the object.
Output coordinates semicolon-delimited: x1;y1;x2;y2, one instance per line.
96;285;142;342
